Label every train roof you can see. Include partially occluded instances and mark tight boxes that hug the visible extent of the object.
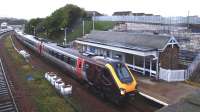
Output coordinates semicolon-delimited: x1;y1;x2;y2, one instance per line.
44;42;120;66
91;56;119;64
15;31;124;66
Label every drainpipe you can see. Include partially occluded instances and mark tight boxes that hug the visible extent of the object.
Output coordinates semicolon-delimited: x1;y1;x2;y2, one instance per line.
156;52;160;80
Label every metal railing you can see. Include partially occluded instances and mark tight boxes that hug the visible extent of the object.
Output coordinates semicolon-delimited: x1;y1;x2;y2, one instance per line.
185;53;200;79
94;16;200;24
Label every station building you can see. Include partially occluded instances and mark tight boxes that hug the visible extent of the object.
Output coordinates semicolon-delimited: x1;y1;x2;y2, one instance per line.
74;31;180;81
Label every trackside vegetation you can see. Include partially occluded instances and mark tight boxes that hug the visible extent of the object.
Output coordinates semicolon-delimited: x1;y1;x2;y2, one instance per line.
24;4;115;43
4;36;76;112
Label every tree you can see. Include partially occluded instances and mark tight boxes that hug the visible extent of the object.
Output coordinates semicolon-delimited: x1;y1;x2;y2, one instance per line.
25;4;86;39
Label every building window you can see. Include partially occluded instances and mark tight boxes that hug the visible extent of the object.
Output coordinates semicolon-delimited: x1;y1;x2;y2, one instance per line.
106;51;110;57
90;47;96;53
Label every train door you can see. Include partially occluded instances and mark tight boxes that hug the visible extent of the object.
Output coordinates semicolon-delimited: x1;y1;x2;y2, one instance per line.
81;60;88;81
100;69;118;96
37;41;43;55
85;62;96;85
76;58;83;79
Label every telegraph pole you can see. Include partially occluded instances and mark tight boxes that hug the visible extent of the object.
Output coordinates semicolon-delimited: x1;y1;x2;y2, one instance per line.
93;12;95;30
61;27;67;45
64;27;67;45
82;20;85;36
187;10;190;31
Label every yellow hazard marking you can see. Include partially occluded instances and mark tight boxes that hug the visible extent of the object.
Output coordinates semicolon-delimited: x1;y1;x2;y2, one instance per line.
105;64;137;93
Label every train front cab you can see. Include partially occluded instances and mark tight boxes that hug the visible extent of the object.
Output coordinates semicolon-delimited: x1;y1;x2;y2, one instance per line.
105;62;137;98
82;60;137;103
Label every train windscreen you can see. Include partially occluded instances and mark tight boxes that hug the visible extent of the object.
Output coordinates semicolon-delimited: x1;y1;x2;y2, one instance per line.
112;62;133;83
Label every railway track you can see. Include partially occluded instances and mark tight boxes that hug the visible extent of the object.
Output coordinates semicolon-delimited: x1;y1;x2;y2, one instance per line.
0;58;19;112
121;94;163;112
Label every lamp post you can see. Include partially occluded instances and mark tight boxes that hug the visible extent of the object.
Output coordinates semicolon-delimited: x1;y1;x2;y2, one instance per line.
32;26;36;36
43;27;48;37
61;27;67;45
93;12;95;30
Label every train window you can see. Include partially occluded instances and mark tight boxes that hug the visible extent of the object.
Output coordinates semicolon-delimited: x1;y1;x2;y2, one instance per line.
67;57;71;64
54;52;57;57
57;53;61;59
113;63;133;83
63;56;68;63
60;55;64;61
83;63;89;71
71;58;76;67
51;51;55;56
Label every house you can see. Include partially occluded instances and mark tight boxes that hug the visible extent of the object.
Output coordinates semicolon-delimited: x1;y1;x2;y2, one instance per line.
74;31;182;81
86;11;103;18
132;13;154;16
113;11;133;16
1;22;8;29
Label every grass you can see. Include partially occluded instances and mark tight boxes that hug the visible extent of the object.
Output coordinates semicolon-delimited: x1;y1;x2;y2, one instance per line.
4;36;76;112
65;21;115;43
37;21;115;43
185;80;200;88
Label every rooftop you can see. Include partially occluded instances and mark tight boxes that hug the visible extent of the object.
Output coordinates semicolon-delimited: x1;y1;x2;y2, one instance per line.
113;11;132;16
77;31;175;52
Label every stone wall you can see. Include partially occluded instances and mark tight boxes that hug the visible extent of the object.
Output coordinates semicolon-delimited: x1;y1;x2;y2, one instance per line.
159;45;179;69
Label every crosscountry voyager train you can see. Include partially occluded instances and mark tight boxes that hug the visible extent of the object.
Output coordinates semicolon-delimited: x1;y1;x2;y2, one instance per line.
14;31;137;103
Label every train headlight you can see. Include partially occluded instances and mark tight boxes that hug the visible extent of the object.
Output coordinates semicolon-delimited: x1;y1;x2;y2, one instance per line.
120;88;126;95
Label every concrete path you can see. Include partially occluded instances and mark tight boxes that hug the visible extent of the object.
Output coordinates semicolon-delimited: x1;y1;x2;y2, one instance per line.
137;76;200;105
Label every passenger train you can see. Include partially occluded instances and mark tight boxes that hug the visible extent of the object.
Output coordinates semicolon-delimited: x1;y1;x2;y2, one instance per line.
14;31;137;103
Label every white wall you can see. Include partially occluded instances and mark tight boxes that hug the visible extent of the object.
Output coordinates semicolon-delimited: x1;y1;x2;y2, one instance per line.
159;68;185;82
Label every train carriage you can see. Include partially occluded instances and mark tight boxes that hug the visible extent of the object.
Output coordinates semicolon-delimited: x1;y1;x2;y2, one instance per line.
14;30;138;103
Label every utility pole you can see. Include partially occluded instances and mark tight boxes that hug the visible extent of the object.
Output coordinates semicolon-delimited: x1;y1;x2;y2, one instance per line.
32;26;36;36
82;20;85;36
61;27;67;45
93;12;95;30
64;27;67;45
187;10;190;31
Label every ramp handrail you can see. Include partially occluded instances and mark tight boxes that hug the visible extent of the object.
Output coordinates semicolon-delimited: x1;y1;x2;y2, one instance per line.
185;53;200;79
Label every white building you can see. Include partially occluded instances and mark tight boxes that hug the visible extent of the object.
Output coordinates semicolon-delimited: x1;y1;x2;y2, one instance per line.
74;31;185;82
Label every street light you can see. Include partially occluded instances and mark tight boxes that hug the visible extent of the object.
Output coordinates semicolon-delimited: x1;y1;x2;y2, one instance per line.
32;26;36;36
61;27;67;45
42;27;48;37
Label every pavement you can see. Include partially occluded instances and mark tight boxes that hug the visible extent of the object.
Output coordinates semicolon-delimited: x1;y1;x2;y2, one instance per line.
137;76;200;105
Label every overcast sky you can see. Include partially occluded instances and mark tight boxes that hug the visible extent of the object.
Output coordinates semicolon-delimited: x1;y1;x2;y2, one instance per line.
0;0;199;20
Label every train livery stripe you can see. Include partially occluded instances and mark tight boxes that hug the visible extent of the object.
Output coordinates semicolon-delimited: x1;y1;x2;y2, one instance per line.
105;64;137;93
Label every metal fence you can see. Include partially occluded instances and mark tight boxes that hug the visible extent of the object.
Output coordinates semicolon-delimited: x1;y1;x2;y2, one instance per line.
94;16;200;24
185;53;200;79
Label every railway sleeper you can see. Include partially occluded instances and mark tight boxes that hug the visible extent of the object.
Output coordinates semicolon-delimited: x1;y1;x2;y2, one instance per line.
0;89;8;92
0;97;13;103
0;81;6;83
0;92;9;96
0;102;12;106
0;107;15;112
0;89;8;93
0;87;6;89
0;104;14;110
0;84;6;87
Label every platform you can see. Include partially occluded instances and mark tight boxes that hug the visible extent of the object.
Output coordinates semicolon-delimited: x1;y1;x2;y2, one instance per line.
137;76;200;105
